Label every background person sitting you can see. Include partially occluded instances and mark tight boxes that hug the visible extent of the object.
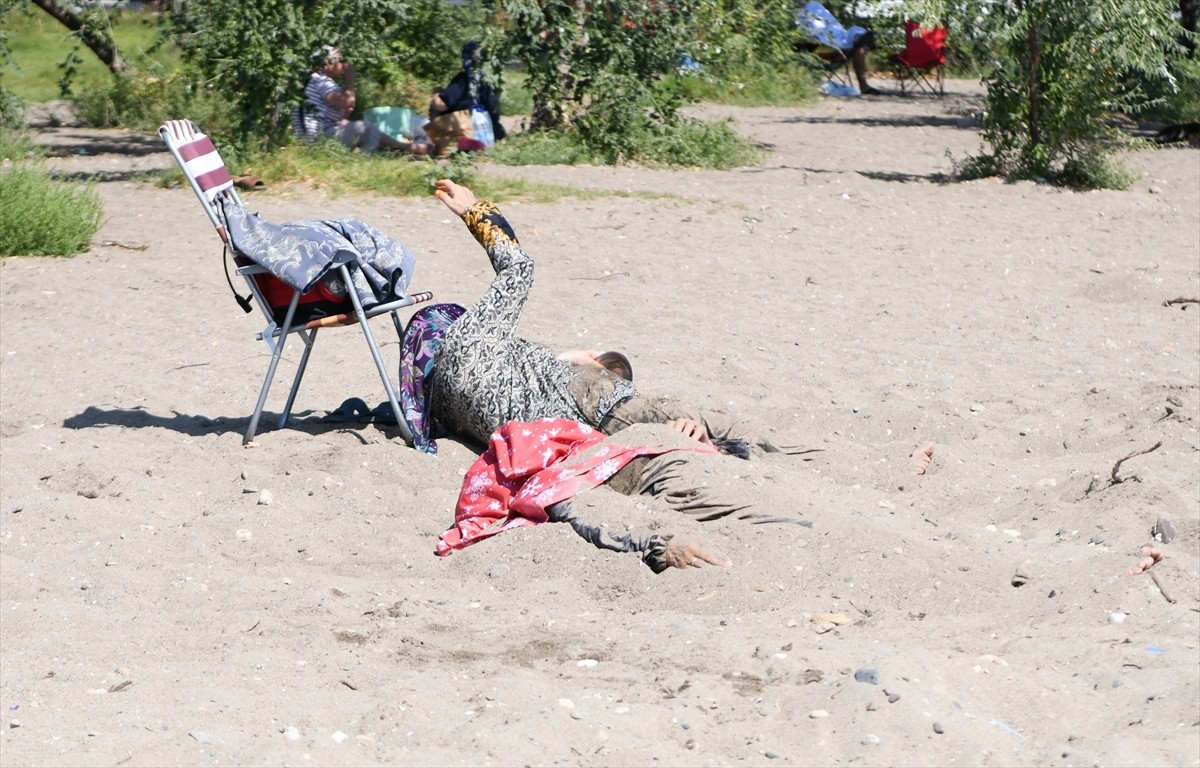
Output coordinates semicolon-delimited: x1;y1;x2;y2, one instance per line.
293;47;431;154
796;1;882;95
429;41;507;142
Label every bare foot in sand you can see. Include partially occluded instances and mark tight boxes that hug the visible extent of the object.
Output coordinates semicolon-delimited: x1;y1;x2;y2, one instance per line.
1125;546;1164;576
911;442;936;475
662;537;732;570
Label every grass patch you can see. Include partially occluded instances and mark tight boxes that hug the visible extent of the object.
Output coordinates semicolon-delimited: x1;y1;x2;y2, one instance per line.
4;6;179;102
73;71;234;134
488;117;761;170
948;147;1139;190
666;64;819;107
181;139;657;204
0;162;103;256
498;69;533;121
236;140;478;197
0;129;41;162
635;116;762;168
486;130;599;166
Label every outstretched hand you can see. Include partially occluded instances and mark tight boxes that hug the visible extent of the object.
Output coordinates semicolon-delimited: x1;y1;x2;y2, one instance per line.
435;178;477;217
662;537;732;570
666;418;710;444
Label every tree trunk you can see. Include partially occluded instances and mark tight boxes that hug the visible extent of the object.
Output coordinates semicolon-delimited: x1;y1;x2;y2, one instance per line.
1026;16;1041;152
32;0;125;75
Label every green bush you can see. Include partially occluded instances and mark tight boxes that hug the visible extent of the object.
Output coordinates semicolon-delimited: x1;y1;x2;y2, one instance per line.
1138;56;1200;124
0;127;38;161
666;63;818;107
490;112;759;169
73;71;235;134
634;115;762;168
486;130;598;166
965;0;1182;189
0;163;103;256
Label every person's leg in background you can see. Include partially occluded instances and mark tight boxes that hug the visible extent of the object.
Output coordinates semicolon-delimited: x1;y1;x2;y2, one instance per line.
849;30;881;94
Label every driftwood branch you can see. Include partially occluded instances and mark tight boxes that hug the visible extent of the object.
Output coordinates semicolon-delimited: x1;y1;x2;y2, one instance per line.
1111;441;1163;484
1161;297;1199;308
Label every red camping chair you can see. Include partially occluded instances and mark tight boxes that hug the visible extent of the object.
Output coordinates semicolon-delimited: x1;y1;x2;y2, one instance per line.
159;119;433;445
889;22;947;96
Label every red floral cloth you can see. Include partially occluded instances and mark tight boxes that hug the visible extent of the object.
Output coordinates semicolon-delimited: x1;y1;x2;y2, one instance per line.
436;418;714;556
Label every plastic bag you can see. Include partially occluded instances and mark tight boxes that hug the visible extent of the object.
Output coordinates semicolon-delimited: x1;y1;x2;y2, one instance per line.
820;81;861;97
471;106;495;148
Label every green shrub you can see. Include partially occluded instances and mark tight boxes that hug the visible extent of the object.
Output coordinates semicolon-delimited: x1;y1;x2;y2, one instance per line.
73;71;235;134
486;130;598;166
0;163;103;256
1138;56;1200;124
489;111;759;169
967;0;1181;189
666;63;818;107
0;127;39;162
238;139;477;197
1057;150;1139;190
634;116;762;168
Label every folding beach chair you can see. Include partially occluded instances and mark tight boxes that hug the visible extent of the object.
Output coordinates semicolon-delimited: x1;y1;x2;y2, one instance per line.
888;21;948;96
159;119;433;445
813;46;856;90
795;1;869;93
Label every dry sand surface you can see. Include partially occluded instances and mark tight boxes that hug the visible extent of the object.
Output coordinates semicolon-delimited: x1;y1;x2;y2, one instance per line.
2;82;1199;767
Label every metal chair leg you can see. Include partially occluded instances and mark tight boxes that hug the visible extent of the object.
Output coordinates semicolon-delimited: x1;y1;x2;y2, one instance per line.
279;328;317;429
340;265;414;445
244;292;301;445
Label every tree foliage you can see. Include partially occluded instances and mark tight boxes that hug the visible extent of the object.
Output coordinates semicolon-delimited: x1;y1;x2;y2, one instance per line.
166;0;481;150
0;0;22;126
976;0;1184;185
485;1;693;133
31;0;125;77
483;1;784;163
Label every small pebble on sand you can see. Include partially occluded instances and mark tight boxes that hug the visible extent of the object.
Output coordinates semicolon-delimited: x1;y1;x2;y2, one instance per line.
809;710;829;718
933;722;945;734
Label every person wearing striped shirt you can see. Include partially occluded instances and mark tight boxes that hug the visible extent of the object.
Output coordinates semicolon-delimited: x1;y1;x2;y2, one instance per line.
293;47;430;155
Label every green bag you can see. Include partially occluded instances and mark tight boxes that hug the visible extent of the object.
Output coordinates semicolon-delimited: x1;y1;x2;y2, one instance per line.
363;107;416;141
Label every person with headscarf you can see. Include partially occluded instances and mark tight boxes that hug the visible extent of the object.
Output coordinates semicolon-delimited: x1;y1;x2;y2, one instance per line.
428;41;507;142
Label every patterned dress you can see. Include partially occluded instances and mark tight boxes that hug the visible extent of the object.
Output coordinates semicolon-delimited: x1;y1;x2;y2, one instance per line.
429;201;637;446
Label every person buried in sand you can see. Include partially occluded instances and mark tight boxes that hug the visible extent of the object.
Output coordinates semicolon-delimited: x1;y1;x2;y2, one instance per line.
425;179;817;572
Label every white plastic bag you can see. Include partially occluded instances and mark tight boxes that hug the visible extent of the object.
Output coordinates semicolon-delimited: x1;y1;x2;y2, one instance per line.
470;106;495;147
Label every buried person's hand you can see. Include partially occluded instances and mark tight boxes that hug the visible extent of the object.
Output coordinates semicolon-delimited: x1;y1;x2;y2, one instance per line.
666;418;710;443
662;537;732;570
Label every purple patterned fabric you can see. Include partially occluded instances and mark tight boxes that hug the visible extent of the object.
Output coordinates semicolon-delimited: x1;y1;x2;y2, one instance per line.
400;303;467;453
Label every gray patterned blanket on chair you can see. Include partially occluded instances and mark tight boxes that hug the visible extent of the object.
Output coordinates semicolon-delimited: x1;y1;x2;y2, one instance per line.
220;199;415;309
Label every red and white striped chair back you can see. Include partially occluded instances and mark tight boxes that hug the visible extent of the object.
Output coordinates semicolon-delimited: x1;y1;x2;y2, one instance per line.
161;119;234;202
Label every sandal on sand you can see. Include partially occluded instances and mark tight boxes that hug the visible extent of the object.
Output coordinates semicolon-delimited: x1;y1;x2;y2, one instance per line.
325;397;372;423
371;401;400;426
234;175;266;191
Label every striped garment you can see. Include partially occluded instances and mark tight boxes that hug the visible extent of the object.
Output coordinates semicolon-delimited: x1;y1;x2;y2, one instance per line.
295;72;344;140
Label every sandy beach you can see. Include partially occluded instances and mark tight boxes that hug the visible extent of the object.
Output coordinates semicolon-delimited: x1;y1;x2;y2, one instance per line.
2;81;1198;767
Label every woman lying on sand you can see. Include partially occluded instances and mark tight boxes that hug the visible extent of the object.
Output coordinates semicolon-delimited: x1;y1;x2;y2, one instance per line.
428;180;816;571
